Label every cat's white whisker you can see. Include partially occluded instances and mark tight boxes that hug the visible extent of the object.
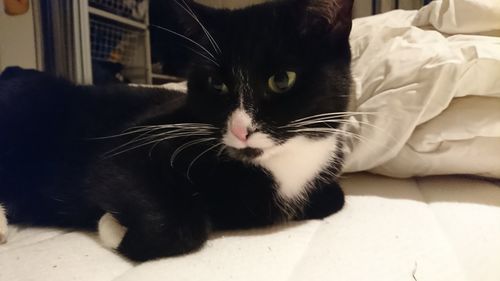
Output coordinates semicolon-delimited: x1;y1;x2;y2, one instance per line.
150;136;215;159
287;128;366;142
177;0;218;52
170;138;218;167
285;118;389;135
128;123;217;130
281;118;348;129
185;46;220;67
175;0;222;55
129;129;214;147
120;128;171;152
329;119;397;141
103;132;215;159
289;112;378;124
216;145;227;158
287;127;392;150
287;128;343;134
89;123;216;140
86;127;159;140
150;24;217;61
186;143;224;182
105;128;213;155
292;118;397;142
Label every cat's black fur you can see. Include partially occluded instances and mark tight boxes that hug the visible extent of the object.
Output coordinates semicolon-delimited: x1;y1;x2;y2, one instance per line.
0;0;353;261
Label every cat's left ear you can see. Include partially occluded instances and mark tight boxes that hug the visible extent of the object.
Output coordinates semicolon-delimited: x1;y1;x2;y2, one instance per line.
299;0;354;40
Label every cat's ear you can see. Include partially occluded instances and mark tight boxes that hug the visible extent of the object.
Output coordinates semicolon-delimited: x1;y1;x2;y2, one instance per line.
298;0;354;39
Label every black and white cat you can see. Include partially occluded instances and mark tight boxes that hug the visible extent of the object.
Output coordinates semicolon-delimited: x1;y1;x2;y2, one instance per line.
0;0;354;261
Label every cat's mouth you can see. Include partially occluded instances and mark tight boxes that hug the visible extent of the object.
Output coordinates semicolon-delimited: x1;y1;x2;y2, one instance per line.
221;109;278;161
225;147;264;160
222;129;277;161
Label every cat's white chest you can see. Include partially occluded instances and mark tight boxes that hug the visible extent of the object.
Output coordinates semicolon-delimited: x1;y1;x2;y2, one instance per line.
255;135;339;201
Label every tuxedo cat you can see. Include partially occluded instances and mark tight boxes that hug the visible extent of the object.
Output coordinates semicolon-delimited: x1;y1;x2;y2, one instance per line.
0;0;354;261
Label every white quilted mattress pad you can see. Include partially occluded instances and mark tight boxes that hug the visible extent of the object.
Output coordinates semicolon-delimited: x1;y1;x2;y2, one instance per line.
1;173;499;281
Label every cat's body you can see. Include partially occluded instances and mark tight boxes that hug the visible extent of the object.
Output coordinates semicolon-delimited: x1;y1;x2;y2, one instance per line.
0;0;354;261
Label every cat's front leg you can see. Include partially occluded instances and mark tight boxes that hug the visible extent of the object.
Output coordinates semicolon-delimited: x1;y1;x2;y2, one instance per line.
90;162;210;261
297;181;345;220
118;201;209;262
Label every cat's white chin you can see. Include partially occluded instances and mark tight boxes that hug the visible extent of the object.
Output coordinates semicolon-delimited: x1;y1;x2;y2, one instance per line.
224;133;341;203
222;129;284;163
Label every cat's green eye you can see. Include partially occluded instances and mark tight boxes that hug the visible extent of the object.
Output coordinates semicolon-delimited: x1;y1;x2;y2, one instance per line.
268;71;297;94
208;76;229;94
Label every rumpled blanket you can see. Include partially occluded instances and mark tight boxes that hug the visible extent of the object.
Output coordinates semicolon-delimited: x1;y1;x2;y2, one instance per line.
344;0;500;178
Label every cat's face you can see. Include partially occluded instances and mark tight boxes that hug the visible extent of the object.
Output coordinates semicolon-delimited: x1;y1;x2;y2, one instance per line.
182;0;353;163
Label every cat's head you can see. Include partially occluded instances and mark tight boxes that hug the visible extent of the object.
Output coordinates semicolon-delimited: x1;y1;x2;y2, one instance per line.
177;0;354;163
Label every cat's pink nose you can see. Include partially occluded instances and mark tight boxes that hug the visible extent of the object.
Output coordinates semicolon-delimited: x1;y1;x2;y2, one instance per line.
230;123;248;142
229;109;253;142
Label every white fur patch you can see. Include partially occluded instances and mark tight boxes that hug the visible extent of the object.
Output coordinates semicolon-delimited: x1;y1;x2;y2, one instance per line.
98;213;127;250
0;204;8;244
246;132;276;150
256;135;339;201
194;0;271;10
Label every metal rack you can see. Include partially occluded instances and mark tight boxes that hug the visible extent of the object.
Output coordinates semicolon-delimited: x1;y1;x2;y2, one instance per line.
40;0;186;85
90;17;142;65
88;0;148;22
86;0;152;84
42;0;432;84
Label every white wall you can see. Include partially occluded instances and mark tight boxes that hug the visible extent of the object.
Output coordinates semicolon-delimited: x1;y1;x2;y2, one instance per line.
0;0;38;72
354;0;423;18
353;1;373;18
400;0;424;10
381;0;423;11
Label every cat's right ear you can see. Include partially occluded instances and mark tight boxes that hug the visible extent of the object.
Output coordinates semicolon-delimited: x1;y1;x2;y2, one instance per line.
298;0;354;40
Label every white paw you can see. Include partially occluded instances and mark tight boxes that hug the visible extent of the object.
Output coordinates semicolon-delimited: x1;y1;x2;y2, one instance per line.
0;204;8;244
98;213;127;250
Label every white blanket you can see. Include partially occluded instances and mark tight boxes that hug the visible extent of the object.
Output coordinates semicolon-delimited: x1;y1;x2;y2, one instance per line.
344;0;500;178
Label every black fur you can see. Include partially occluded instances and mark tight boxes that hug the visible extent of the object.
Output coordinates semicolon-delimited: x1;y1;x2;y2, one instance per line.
0;0;353;261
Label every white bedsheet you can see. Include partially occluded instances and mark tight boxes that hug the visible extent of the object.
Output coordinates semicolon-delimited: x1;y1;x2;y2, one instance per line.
1;174;499;281
344;1;500;178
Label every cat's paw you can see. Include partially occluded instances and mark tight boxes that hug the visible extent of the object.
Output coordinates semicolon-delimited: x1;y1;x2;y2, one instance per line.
299;182;345;220
98;213;127;250
0;204;8;244
117;217;209;261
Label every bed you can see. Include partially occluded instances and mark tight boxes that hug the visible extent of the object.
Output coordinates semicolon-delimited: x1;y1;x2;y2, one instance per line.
1;1;499;280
